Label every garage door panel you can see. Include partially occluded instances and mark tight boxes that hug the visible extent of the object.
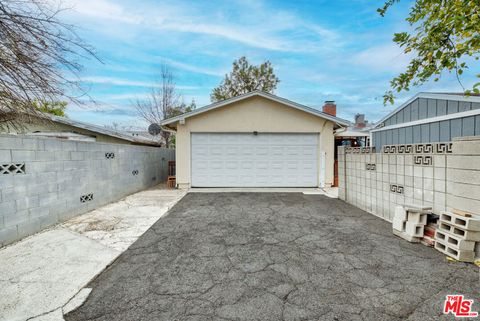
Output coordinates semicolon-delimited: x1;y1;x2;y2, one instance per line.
225;161;239;169
241;161;254;169
256;175;269;184
271;161;283;170
256;161;269;170
225;147;238;155
255;146;269;156
271;146;284;156
302;148;316;157
193;160;209;170
241;146;254;155
210;161;223;170
191;133;318;187
302;160;316;169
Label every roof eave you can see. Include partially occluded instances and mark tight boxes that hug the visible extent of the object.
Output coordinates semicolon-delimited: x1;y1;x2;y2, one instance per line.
46;114;159;145
160;91;351;127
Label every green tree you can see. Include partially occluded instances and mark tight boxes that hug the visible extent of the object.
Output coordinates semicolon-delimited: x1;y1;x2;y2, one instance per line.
33;100;67;117
186;99;196;112
379;0;480;104
211;57;280;102
168;99;197;117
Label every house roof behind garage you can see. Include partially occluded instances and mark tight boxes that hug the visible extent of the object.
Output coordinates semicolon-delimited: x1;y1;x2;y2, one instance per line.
44;114;159;146
160;91;351;127
373;92;480;129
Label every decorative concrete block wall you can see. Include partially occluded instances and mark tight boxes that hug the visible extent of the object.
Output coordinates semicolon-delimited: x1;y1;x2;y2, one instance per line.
0;134;174;247
339;137;480;257
338;142;453;221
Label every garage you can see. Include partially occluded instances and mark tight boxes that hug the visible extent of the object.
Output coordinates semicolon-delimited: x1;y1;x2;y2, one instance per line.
191;133;318;187
160;91;349;189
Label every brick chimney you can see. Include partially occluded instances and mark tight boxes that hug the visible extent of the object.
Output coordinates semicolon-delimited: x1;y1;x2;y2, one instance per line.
322;101;336;117
354;113;366;128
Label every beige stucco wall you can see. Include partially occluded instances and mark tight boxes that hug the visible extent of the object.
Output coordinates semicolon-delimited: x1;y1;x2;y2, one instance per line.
175;96;336;188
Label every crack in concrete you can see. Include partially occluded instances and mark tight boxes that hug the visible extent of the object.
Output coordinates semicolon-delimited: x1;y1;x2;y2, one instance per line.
64;193;479;321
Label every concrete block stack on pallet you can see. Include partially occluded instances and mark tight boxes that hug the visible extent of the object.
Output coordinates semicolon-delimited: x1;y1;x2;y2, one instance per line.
434;210;480;262
392;204;431;243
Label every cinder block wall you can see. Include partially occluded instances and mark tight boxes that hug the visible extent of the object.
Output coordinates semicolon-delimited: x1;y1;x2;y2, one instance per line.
338;142;454;221
0;134;175;247
338;137;480;257
446;136;480;215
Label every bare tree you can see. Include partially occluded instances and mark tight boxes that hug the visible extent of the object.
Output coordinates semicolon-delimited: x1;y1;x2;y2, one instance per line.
0;0;99;128
134;65;181;148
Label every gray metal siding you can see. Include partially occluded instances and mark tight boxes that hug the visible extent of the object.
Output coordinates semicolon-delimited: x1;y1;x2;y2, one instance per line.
418;98;428;119
437;100;447;116
376;131;382;148
391;113;397;126
413;125;421;143
463;117;475;136
439;120;450;141
399;127;406;143
404;104;411;122
430;122;440;142
405;126;413;143
459;101;471;112
372;115;480;150
447;100;459;114
382;97;479;127
451;118;462;138
392;128;399;144
411;99;419;121
421;124;429;142
427;99;436;118
397;108;404;123
386;129;393;145
476;115;480;135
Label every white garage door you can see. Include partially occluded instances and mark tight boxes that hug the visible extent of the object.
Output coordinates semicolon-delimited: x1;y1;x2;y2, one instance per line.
191;133;318;187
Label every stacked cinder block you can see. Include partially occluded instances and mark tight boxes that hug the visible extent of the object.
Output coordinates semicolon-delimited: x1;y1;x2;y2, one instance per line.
392;204;431;242
434;211;480;262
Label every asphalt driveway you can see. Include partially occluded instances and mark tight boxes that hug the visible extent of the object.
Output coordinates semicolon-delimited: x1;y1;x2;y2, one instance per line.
65;193;478;321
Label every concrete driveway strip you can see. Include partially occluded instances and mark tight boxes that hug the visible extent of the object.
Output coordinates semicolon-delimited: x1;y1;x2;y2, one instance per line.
65;193;479;321
0;229;119;321
0;187;185;321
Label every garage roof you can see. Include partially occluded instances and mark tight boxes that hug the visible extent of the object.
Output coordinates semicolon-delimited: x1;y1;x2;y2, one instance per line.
160;91;351;128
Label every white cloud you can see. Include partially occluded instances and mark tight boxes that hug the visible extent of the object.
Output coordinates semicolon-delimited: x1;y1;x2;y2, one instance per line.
79;76;199;90
63;0;141;24
158;58;225;77
351;43;412;73
63;0;341;53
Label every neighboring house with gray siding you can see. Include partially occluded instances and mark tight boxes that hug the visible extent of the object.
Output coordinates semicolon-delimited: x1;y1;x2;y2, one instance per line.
371;93;480;149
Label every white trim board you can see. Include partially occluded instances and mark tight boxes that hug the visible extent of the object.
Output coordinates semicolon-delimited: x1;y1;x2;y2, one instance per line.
371;108;480;133
374;92;480;129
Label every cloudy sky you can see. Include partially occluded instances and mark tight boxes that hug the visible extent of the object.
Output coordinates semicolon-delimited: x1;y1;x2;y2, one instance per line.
60;0;477;128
